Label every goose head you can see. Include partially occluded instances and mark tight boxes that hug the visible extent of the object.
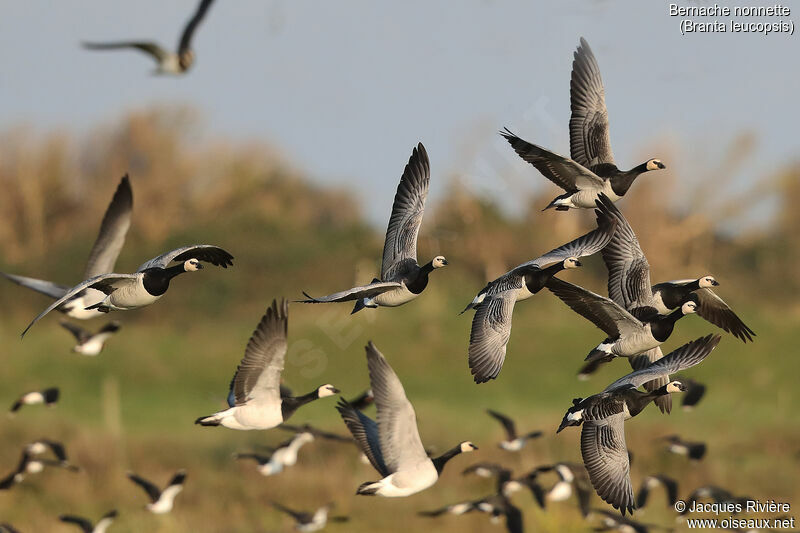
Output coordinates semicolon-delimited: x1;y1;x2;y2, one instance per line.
645;158;666;171
295;432;315;445
459;441;478;453
183;259;203;272
316;384;339;398
431;256;449;269
699;275;719;288
562;257;582;269
666;380;687;393
681;297;698;315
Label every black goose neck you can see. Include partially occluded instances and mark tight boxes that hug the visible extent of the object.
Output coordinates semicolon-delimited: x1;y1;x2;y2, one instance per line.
432;444;463;474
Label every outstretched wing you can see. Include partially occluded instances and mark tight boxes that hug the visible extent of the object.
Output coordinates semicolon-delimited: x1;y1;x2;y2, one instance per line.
468;291;517;383
84;174;133;279
136;245;233;272
581;407;635;515
0;272;69;300
486;409;517;440
336;399;389;477
366;342;428;473
693;288;755;342
231;300;288;405
126;472;162;503
83;41;169;62
604;335;721;392
501;129;604;193
545;277;641;338
59;321;91;343
179;0;215;54
297;282;403;304
58;515;93;533
570;37;615;169
21;274;139;337
599;200;654;313
381;143;430;280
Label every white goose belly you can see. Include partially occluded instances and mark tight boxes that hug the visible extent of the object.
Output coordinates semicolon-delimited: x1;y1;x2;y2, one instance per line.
614;331;660;357
376;460;438;497
227;401;283;430
373;285;418;307
63;289;108;319
107;277;161;310
570;186;620;209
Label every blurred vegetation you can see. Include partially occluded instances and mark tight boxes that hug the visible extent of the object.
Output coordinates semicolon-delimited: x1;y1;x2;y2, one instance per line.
0;108;797;532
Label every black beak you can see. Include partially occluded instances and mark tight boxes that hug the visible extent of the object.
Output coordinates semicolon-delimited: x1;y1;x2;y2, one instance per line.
711;279;719;286
656;161;666;169
196;263;204;270
442;259;449;266
574;260;582;267
330;387;341;394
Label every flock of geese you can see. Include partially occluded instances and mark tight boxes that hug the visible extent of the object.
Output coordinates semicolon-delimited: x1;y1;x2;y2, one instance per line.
2;2;759;531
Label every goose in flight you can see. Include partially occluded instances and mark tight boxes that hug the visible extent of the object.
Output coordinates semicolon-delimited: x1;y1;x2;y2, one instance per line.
2;175;132;321
556;334;721;514
196;300;338;429
661;434;707;460
126;470;186;514
59;321;121;356
24;439;77;470
59;510;118;533
636;474;678;509
501;39;666;211
463;195;617;382
21;244;233;337
235;431;314;476
680;379;707;410
83;0;215;75
0;449;79;490
271;502;348;532
9;387;59;413
485;409;542;451
300;144;447;313
336;342;477;497
529;463;593;517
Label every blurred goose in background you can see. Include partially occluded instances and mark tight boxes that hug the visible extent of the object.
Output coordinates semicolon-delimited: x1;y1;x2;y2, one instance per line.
529;463;593;516
59;510;118;533
557;335;721;514
485;410;543;451
196;300;338;429
0;450;79;490
501;38;666;211
662;435;707;460
22;244;233;337
235;432;314;476
420;494;523;533
83;0;215;75
271;502;348;532
0;524;19;533
636;474;678;509
336;342;477;497
461;463;527;500
278;423;354;443
127;470;186;514
9;387;59;414
681;379;707;410
1;175;132;321
24;439;76;470
418;499;481;517
59;321;121;356
679;485;750;517
464;195;617;382
300;144;448;314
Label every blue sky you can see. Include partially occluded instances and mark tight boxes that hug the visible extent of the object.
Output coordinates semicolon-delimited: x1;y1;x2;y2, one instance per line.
1;1;797;225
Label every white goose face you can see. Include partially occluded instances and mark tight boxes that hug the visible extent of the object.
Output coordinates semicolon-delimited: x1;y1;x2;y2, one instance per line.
699;275;719;288
646;159;666;171
432;256;449;269
317;384;339;398
563;257;582;269
460;441;478;453
184;259;203;272
681;300;698;314
666;380;687;393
